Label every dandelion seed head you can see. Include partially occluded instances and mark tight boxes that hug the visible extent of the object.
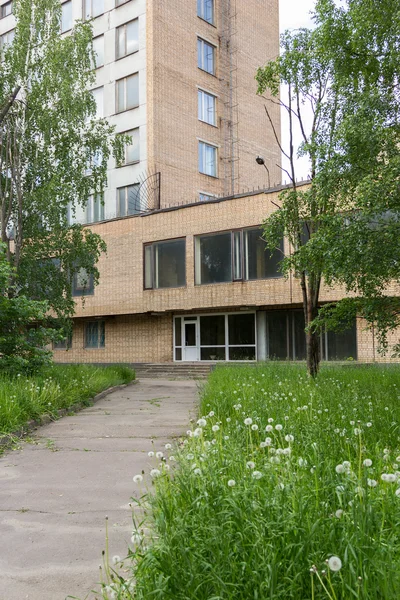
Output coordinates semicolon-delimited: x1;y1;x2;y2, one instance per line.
246;461;255;469
335;464;345;474
252;470;263;480
244;418;253;426
275;424;283;431
133;474;143;484
367;478;377;487
251;424;259;431
227;479;236;487
328;556;342;572
148;451;154;457
335;509;343;518
363;459;372;467
197;418;207;427
212;425;220;432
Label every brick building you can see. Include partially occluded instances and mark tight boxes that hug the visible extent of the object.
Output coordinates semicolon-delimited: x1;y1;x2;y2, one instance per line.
0;1;393;363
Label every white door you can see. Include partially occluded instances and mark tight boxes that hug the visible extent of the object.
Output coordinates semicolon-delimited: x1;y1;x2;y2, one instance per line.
183;321;199;361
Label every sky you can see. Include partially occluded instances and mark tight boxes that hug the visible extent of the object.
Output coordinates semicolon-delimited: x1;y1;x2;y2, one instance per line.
277;0;317;180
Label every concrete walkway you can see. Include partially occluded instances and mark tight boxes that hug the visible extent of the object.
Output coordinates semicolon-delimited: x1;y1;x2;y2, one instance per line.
0;379;199;600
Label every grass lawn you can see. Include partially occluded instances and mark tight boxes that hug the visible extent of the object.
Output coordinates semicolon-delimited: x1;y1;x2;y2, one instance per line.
107;364;400;600
0;363;135;436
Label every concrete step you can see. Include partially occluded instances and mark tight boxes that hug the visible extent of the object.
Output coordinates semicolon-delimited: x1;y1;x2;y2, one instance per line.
132;363;213;380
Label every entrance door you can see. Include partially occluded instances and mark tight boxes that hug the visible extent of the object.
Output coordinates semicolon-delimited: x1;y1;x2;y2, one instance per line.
183;321;199;361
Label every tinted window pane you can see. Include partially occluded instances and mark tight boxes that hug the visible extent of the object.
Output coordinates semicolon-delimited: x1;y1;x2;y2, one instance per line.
268;312;288;359
292;311;307;360
228;314;255;345
200;315;225;346
126;74;139;109
175;348;182;361
199;233;231;284
327;322;357;360
245;228;283;279
185;323;196;346
155;240;185;288
175;318;182;347
201;347;226;361
229;347;256;361
127;184;141;214
126;20;139;54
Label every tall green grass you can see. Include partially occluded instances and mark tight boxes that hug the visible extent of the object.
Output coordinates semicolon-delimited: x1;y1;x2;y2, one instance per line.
105;365;400;599
0;364;135;435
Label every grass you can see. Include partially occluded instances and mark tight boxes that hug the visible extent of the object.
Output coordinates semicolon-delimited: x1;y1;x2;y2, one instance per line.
0;363;135;436
101;364;400;600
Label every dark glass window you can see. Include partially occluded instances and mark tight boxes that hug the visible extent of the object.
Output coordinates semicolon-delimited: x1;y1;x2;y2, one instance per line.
292;311;307;360
85;321;105;348
53;332;72;350
229;347;256;361
228;314;255;345
197;233;232;284
245;228;283;279
144;239;186;289
268;312;289;359
200;315;225;346
175;317;182;347
327;325;357;360
201;347;226;361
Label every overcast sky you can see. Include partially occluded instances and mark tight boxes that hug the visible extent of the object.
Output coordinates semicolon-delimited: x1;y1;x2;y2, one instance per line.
277;0;317;180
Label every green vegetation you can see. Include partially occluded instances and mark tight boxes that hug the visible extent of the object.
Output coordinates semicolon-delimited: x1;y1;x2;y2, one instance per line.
0;364;134;436
107;365;400;599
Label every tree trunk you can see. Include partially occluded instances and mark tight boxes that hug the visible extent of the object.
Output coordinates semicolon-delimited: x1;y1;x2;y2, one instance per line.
306;329;320;378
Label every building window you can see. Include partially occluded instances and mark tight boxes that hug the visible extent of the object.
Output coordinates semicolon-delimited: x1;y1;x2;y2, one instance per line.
117;184;141;216
86;194;104;223
72;268;94;296
61;1;72;32
197;38;215;75
199;192;216;202
92;35;104;68
116;73;139;113
53;332;72;350
85;321;105;349
0;1;12;18
121;128;140;165
84;0;104;19
116;19;139;59
198;89;216;126
0;28;14;48
198;141;217;177
144;239;186;290
91;87;103;118
197;0;214;24
267;311;357;361
195;227;283;285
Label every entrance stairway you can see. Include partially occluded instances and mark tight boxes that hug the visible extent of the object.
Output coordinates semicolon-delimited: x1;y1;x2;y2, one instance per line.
132;362;213;380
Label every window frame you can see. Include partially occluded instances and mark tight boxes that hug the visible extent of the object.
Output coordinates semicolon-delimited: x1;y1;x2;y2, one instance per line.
194;226;284;286
116;73;139;113
72;268;95;297
84;320;105;349
53;332;73;351
197;0;214;25
119;128;140;166
91;86;104;118
117;183;141;217
144;237;186;290
0;1;12;19
61;0;72;33
198;89;217;126
198;140;218;177
197;38;216;75
83;0;104;20
116;18;139;60
86;193;105;224
0;28;14;48
92;34;104;68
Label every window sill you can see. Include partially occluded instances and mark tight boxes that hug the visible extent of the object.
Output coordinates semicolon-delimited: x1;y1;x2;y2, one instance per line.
198;67;217;78
116;159;140;168
199;171;218;179
116;105;140;115
115;49;139;62
198;118;218;128
144;285;187;291
197;16;216;28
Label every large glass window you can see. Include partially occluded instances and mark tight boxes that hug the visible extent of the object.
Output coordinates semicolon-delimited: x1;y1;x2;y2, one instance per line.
195;232;231;284
85;321;105;349
86;194;104;223
116;73;139;112
0;1;12;18
144;239;186;289
61;1;72;32
0;28;14;49
117;184;141;216
120;128;140;165
197;0;214;24
198;90;216;125
267;310;357;361
199;141;217;177
195;227;284;285
197;38;215;74
116;19;139;58
244;228;283;279
91;87;103;118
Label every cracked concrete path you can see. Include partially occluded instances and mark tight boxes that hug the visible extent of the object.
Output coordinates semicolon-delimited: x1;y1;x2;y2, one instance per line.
0;379;199;600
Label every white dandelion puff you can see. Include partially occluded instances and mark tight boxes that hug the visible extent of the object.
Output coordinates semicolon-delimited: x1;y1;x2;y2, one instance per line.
197;418;207;427
156;451;164;459
367;479;377;487
246;461;255;469
328;556;342;572
112;555;121;565
252;470;263;480
335;509;343;519
244;418;253;426
363;459;373;467
227;479;236;487
395;488;400;497
212;425;220;432
133;474;143;484
148;451;154;457
265;425;273;432
335;464;345;474
285;434;294;442
165;443;172;450
275;424;283;431
150;469;161;478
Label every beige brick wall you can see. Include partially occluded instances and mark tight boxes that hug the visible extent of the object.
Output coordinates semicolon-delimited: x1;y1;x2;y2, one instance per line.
146;0;281;208
53;189;400;364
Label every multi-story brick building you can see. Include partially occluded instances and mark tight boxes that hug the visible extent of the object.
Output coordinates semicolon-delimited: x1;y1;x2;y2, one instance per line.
0;0;391;364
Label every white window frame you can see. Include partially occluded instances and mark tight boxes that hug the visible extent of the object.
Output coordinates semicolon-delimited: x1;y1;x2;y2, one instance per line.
116;19;139;59
198;89;217;126
92;35;104;68
0;28;14;48
84;0;104;20
86;193;105;223
198;141;218;177
116;73;139;113
197;38;215;75
91;87;104;119
197;0;214;25
0;1;12;19
117;184;141;217
120;128;140;165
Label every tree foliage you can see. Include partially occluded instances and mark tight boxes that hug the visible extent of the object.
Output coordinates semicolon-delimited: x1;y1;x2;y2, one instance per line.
257;0;400;374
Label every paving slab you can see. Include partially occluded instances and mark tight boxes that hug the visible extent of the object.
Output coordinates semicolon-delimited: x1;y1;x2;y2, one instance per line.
0;378;199;600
